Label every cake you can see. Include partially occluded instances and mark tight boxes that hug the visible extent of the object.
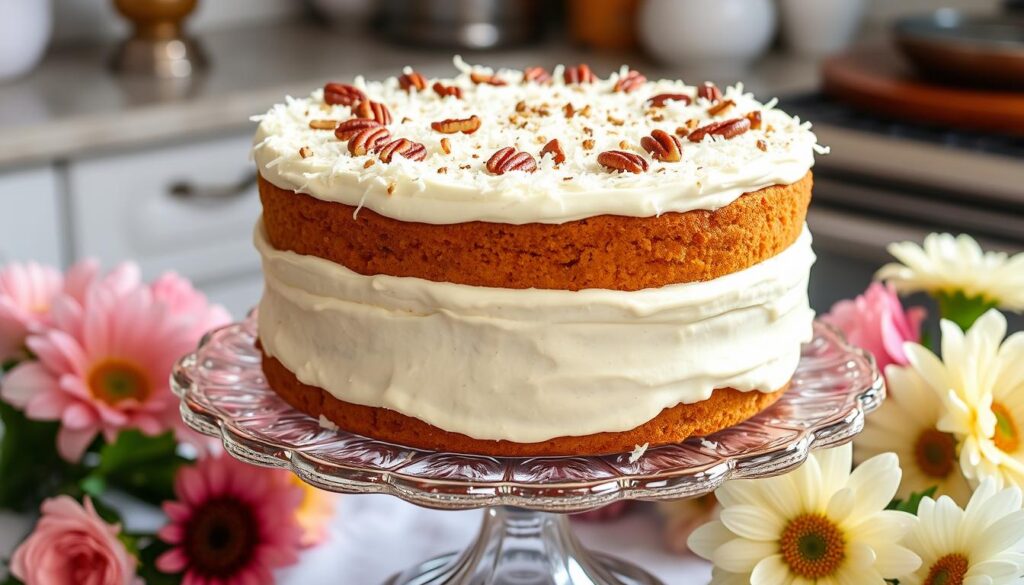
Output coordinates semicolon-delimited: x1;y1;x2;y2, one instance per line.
251;59;821;457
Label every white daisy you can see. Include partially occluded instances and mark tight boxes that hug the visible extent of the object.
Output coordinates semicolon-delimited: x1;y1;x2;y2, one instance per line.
901;478;1024;585
855;363;972;505
688;443;920;584
905;310;1024;489
876;233;1024;312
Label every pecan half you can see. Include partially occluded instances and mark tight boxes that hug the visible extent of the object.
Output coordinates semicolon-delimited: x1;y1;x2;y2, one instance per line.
335;118;382;141
746;111;763;130
431;115;481;135
597;150;649;173
640;129;682;162
613;70;646;93
523;66;552;85
707;99;735;117
470;72;507;86
399;70;427;92
646;93;692;108
432;82;462;99
324;82;365;106
563;64;596;84
308;119;339;130
540;139;566;165
687;118;751;142
697;82;723;103
353;100;393;125
486;147;537;174
348;126;391;156
377;138;427;162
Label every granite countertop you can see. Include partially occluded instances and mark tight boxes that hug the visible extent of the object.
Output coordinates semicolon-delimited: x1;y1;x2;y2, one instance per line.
0;21;821;171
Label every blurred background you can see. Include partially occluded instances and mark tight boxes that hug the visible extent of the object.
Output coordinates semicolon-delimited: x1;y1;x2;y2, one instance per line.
0;0;1021;322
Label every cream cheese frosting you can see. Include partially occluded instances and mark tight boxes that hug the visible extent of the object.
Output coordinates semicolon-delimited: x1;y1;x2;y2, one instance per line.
252;58;823;225
256;221;817;443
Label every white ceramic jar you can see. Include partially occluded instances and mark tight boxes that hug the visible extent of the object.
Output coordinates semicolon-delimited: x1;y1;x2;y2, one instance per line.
779;0;865;56
638;0;777;69
0;0;52;81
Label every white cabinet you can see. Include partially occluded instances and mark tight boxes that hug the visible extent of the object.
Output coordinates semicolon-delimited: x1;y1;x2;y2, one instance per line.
67;133;261;284
202;272;265;321
0;166;63;266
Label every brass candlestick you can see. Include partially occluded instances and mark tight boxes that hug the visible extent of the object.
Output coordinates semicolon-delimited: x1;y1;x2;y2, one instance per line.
110;0;208;78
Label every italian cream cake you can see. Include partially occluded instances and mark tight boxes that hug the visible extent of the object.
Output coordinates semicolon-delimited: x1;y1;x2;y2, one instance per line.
251;59;821;457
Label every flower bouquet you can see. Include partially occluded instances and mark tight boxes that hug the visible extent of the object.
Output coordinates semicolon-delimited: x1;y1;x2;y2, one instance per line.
0;262;334;585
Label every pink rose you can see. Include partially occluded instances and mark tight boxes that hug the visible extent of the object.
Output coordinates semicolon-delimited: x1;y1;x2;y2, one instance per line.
823;282;926;373
11;496;140;585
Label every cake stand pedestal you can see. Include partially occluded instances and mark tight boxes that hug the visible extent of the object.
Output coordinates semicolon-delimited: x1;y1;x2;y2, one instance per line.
172;316;883;585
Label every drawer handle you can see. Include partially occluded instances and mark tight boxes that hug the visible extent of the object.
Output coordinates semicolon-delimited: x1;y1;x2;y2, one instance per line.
169;172;257;204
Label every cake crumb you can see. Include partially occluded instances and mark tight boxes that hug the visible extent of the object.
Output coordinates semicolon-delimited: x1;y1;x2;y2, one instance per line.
318;415;339;431
387;182;396;195
629;443;649;463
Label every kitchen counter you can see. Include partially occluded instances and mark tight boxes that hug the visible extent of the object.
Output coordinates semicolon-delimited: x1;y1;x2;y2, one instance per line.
0;21;821;170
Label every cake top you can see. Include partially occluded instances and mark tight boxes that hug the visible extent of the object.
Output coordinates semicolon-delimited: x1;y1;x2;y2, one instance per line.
253;58;824;225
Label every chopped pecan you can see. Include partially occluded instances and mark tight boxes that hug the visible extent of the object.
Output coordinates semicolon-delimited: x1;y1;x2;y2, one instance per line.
746;111;763;130
432;82;462;99
470;71;507;86
353;100;393;125
640;129;682;162
335;118;382;141
597;150;649;173
299;146;313;158
486;147;537;174
540;139;566;165
431;115;481;135
399;70;427;92
697;82;723;103
707;99;735;117
440;137;452;154
324;82;365;106
348;126;391;156
613;70;646;93
646;93;692;108
523;66;552;85
563;64;596;84
582;139;595;150
687;118;751;142
756;139;768;152
377;138;427;163
308;119;339;130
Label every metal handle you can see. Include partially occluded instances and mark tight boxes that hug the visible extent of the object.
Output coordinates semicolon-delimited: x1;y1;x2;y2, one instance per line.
168;172;257;204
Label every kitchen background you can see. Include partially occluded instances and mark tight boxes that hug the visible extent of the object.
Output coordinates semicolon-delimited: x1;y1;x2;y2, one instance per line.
1;0;1023;582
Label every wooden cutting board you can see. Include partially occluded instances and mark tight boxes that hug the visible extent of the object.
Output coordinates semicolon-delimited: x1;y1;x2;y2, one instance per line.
823;45;1024;135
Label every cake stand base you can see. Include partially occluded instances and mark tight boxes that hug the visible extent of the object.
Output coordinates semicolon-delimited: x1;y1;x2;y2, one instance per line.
384;507;662;585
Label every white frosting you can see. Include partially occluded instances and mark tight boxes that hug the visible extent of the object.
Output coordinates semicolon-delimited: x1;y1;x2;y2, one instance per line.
252;60;822;225
256;222;817;443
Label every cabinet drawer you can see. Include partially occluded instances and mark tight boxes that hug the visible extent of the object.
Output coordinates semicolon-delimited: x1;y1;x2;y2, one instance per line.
68;134;261;283
0;166;63;266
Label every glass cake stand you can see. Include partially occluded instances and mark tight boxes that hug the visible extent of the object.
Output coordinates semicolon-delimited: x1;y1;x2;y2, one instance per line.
171;314;883;585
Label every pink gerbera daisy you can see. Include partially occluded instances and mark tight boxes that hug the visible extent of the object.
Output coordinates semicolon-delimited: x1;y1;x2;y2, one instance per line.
157;454;304;584
150;272;232;341
0;277;199;461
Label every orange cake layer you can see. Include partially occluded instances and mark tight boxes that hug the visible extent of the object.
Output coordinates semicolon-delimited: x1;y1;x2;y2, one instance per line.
259;172;811;291
262;352;788;457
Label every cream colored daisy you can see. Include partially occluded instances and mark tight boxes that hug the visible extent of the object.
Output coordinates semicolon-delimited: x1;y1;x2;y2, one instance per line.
855;363;972;505
901;478;1024;585
905;310;1024;489
688;443;920;584
876;233;1024;312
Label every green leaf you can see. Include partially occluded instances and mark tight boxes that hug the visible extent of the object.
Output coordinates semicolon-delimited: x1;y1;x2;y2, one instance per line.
0;401;64;511
887;486;938;515
95;430;188;505
936;291;998;332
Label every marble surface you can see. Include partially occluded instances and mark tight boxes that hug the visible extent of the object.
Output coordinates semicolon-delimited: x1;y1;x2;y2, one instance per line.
0;495;711;584
0;21;820;170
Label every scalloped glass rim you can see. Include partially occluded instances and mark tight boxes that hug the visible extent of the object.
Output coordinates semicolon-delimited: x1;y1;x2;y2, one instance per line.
172;314;884;513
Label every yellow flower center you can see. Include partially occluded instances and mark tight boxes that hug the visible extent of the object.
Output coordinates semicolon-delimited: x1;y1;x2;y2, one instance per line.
88;360;152;406
923;553;969;585
992;402;1020;454
914;429;958;479
779;513;846;579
